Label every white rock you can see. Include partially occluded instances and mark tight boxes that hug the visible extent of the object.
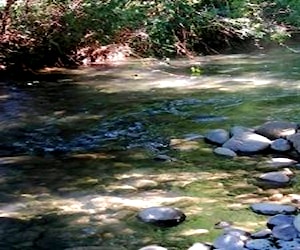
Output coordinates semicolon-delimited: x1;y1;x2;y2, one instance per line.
187;242;211;250
139;246;168;250
264;158;297;168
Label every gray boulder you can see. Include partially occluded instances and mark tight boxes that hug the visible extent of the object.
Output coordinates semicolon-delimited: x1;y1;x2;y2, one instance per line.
222;132;271;153
255;121;298;139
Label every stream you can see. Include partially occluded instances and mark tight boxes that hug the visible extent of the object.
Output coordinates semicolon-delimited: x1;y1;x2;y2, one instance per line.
1;47;300;250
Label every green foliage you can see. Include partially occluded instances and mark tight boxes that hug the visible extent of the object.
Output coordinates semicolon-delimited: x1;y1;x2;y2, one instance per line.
2;0;300;70
190;66;203;76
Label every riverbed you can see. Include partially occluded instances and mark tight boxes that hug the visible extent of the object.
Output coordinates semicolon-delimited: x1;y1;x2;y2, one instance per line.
1;47;300;249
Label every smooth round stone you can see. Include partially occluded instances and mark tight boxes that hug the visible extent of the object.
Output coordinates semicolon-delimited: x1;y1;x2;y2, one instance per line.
250;203;297;215
138;246;168;250
137;206;186;227
272;223;298;240
214;147;237;158
213;234;245;250
258;171;290;183
271;138;291;152
245;239;274;250
263;157;297;169
267;214;294;229
205;129;229;145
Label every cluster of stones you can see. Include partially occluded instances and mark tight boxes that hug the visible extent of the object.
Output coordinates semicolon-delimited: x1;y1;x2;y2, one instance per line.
137;121;300;250
204;121;300;157
205;120;300;188
209;203;300;250
137;204;300;250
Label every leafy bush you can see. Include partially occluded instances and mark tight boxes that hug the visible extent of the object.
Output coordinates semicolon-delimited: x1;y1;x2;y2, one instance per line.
1;0;300;70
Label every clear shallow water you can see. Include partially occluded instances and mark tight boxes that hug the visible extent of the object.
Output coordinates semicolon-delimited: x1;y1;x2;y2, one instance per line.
1;47;300;249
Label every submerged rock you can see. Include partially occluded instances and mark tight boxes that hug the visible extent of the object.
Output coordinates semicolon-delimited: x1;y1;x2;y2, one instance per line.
194;115;228;123
214;147;237;157
230;126;254;136
137;206;186;227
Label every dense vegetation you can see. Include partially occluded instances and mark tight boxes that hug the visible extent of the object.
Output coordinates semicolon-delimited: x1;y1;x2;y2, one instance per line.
0;0;300;71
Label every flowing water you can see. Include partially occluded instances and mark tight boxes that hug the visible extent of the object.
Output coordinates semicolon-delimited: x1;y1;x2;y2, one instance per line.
1;47;300;250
